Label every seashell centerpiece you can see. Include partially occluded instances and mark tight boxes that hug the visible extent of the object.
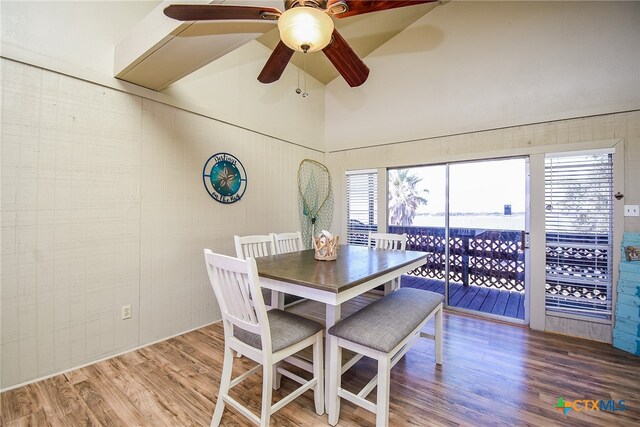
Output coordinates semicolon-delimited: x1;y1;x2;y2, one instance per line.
313;230;339;261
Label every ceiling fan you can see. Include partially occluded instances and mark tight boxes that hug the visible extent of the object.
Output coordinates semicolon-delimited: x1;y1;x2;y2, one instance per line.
164;0;437;87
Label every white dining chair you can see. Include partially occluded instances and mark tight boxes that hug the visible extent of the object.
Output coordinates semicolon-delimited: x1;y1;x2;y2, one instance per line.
367;232;407;251
270;231;304;254
234;234;279;308
270;231;307;308
204;250;324;427
234;234;276;260
368;232;408;293
234;234;277;359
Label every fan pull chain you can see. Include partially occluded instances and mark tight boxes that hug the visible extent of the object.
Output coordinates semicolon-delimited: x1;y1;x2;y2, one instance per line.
295;53;310;98
302;53;309;97
295;61;302;95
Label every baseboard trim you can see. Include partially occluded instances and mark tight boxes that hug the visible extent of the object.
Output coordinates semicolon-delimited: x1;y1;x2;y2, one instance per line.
0;319;221;393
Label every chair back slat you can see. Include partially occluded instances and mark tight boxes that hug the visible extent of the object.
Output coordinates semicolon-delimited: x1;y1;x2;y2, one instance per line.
271;231;304;254
226;270;255;324
234;235;275;259
204;250;267;337
239;272;258;324
368;232;407;251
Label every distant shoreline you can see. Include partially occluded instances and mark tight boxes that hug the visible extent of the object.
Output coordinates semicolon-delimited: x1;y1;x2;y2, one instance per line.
409;213;525;230
418;212;525;216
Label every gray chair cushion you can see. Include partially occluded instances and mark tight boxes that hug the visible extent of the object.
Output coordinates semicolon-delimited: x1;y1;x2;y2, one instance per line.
328;288;443;353
235;310;323;353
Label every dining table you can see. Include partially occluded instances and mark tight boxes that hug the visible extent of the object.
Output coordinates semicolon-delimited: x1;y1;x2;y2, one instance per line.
254;244;428;412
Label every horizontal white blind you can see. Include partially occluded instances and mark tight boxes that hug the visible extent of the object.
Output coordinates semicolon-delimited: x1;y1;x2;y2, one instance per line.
544;153;613;319
346;171;377;245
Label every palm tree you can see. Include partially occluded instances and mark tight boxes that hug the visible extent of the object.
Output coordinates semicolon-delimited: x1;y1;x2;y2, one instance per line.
389;169;428;226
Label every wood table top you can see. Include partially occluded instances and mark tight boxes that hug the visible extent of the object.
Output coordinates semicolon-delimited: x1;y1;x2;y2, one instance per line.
255;245;426;294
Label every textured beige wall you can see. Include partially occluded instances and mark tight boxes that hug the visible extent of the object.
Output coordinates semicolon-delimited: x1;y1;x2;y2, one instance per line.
0;59;322;389
137;97;322;345
1;1;325;152
1;61;143;388
328;111;640;232
161;41;326;152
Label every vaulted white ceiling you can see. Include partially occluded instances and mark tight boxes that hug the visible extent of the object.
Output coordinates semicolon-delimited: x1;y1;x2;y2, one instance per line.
115;0;441;90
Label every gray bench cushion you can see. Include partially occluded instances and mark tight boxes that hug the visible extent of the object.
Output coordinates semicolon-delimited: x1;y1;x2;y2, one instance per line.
328;288;443;353
235;309;323;353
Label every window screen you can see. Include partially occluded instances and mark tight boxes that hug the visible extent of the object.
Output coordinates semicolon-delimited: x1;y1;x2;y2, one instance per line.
346;170;378;245
544;152;614;319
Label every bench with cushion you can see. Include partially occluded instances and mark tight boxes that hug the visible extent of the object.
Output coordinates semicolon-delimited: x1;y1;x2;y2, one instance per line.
327;287;444;427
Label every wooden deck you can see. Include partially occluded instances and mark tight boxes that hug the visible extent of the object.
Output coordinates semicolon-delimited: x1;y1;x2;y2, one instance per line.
401;275;525;320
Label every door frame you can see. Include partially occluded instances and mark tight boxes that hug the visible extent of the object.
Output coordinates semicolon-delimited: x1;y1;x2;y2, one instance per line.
384;155;530;325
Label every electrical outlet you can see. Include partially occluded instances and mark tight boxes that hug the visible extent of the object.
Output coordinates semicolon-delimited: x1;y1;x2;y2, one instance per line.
624;205;640;217
121;304;132;320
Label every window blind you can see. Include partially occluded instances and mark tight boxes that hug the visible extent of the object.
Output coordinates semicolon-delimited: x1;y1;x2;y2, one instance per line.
544;153;613;319
346;170;378;245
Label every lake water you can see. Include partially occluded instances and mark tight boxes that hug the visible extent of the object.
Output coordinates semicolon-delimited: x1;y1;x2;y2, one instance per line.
410;213;525;231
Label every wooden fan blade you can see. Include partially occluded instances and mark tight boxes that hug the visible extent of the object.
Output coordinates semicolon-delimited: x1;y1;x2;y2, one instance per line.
322;30;369;87
327;0;437;18
164;4;281;21
258;41;295;84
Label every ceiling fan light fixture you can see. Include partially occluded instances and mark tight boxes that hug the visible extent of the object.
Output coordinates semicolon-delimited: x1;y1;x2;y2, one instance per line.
277;6;334;53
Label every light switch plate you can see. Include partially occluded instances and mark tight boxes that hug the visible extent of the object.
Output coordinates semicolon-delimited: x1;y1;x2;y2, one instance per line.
624;205;640;217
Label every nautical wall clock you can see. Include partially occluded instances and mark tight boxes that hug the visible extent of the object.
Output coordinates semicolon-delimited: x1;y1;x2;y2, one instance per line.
203;152;247;204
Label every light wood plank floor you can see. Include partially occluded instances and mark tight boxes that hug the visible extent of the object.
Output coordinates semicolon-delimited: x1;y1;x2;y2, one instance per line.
3;295;640;426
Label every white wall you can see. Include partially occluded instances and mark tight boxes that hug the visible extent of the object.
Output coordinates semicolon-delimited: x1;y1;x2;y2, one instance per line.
0;0;160;78
0;59;322;389
137;96;322;345
1;0;325;150
1;61;143;388
0;0;328;390
325;1;640;151
161;41;326;152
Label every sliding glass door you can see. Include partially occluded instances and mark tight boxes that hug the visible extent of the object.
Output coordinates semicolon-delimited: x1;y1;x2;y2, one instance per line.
448;159;527;321
388;157;528;323
388;165;447;295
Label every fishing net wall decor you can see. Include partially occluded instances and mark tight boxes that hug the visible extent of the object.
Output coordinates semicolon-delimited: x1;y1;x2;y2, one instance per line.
297;159;334;248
